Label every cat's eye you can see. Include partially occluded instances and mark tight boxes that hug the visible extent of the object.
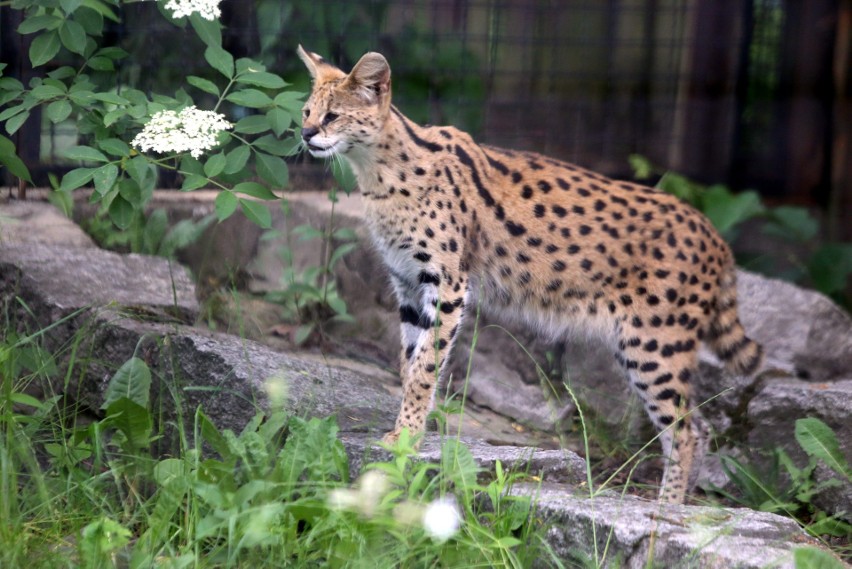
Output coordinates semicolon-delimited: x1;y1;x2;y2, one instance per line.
323;112;338;125
303;109;310;118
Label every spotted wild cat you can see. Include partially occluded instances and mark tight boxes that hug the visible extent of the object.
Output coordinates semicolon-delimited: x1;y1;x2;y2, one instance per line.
297;46;773;503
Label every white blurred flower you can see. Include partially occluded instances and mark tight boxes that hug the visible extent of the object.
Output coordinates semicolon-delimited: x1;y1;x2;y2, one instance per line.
327;470;390;518
263;373;288;407
422;495;461;542
132;106;231;159
164;0;222;21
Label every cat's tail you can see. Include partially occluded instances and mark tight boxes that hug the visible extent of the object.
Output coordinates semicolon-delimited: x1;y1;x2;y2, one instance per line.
705;268;764;376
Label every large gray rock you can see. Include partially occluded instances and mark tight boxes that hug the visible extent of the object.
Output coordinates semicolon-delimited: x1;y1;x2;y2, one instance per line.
0;242;198;323
0;200;96;248
520;482;820;569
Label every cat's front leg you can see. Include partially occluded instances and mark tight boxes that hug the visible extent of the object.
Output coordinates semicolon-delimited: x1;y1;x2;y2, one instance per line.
383;262;467;446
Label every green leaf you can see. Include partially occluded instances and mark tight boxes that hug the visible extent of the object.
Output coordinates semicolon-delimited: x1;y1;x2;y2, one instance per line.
80;0;119;23
266;107;290;136
236;70;288;89
239;198;272;228
255;152;288;187
68;89;95;105
98;138;131;157
795;418;850;479
226;89;273;109
31;84;65;100
104;398;152;450
233;114;269;134
793;547;846;569
629;154;653;179
215;191;238;221
103;357;152;409
274;91;306;113
5;110;30;135
18;14;62;35
764;206;819;242
700;186;765;237
187;75;220;97
253;134;300;156
92;163;118;195
189;12;222;47
332;159;357;194
234;181;277;200
223;145;250;174
204;152;226;177
59;167;95;191
29;31;62;67
108;193;134;229
60;0;84;14
92;92;129;105
102;107;125;127
64;145;108;162
95;47;128;61
80;517;132;567
0;104;28;122
0;135;32;182
59;19;87;55
181;174;208;191
86;56;114;71
75;6;105;35
46;99;73;123
204;45;234;79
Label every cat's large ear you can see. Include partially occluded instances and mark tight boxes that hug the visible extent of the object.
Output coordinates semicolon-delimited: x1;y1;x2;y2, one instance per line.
344;52;391;104
297;45;344;82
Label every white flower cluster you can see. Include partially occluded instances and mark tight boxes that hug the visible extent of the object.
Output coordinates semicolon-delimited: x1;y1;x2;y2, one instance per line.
132;106;231;159
327;471;462;542
163;0;222;21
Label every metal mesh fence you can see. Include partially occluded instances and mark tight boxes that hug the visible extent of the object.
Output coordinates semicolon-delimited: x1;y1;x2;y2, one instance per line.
1;0;841;203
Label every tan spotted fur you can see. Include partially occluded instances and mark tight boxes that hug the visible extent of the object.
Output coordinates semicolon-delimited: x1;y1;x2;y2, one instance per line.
297;47;766;503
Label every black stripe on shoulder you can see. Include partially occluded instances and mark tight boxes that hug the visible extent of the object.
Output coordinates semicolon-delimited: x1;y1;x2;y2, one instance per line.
485;151;510;175
392;107;443;152
455;145;496;208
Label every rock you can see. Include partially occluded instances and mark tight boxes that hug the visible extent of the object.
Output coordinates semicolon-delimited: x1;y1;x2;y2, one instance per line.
0;242;198;324
0;200;96;248
519;482;819;569
76;314;399;436
340;432;587;485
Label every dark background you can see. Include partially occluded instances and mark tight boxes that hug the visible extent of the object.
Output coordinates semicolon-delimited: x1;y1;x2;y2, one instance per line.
2;0;850;240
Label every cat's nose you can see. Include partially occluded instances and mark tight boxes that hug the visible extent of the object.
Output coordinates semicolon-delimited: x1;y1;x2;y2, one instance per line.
301;126;319;142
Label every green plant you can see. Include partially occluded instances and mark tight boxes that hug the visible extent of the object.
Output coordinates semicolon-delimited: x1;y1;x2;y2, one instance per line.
83;207;215;256
1;300;560;567
630;155;852;308
1;0;302;232
264;178;358;345
710;418;851;543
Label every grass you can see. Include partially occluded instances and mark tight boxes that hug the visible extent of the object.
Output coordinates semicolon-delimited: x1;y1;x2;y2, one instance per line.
1;291;848;568
0;306;564;568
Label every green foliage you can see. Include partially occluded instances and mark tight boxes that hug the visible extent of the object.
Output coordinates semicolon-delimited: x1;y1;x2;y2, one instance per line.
83;206;215;257
0;315;554;567
794;547;847;569
1;0;303;233
630;155;852;307
265;182;358;345
710;418;852;542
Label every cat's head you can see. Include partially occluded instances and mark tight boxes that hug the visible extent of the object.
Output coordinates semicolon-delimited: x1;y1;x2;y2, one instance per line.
297;46;392;160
